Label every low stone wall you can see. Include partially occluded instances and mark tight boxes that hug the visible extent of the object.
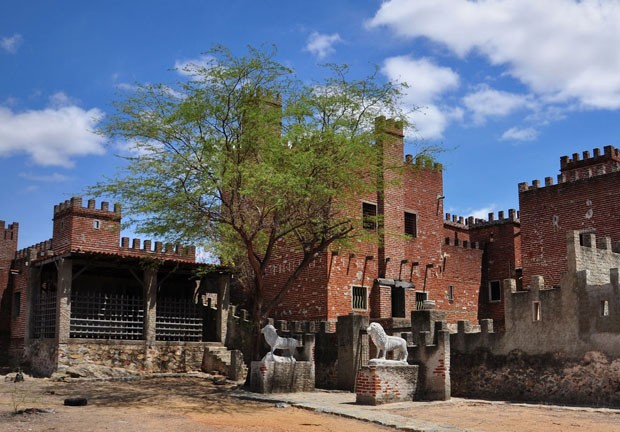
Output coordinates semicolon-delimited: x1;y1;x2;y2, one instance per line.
250;361;315;393
58;341;205;373
25;339;208;376
452;349;620;407
356;364;419;405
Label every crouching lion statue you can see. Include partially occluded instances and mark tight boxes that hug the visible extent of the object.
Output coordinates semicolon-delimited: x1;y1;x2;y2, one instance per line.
367;322;408;363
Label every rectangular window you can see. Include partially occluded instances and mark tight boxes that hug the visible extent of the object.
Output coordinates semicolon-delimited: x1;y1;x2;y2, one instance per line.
362;202;377;231
532;301;541;321
404;211;417;237
601;300;610;317
489;280;501;302
415;291;428;311
447;285;454;303
352;286;368;310
93;220;101;229
12;292;21;318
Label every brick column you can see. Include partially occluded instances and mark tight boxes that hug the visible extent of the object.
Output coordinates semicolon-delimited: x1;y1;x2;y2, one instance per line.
143;268;157;343
56;258;72;343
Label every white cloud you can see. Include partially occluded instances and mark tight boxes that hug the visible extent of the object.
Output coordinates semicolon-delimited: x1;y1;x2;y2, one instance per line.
469;205;498;220
463;85;534;124
174;54;216;76
501;126;538;142
305;32;342;59
449;204;498;221
368;0;620;109
381;55;460;139
0;95;105;167
48;92;80;109
1;34;23;54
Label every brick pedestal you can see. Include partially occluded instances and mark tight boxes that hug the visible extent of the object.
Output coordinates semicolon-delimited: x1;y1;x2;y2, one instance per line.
250;361;315;393
355;364;419;405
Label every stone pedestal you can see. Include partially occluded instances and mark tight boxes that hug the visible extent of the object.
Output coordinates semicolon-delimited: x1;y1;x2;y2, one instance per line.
250;361;315;393
355;364;419;405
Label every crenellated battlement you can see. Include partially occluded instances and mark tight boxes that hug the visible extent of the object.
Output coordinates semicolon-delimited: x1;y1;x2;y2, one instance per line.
375;115;404;138
444;209;519;230
567;230;620;286
560;145;620;171
0;221;18;240
404;153;442;170
15;239;54;260
53;196;121;217
228;304;335;334
119;237;196;259
520;146;620;193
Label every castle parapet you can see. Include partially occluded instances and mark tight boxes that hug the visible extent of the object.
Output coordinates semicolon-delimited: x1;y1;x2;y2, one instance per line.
119;236;196;260
54;196;121;219
567;230;620;285
444;209;520;229
16;239;54;261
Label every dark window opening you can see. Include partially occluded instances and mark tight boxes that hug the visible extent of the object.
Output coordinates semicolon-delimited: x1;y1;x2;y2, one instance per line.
352;286;368;310
404;212;417;237
362;202;377;230
391;286;406;317
489;280;501;302
12;292;21;318
415;291;428;310
447;285;454;303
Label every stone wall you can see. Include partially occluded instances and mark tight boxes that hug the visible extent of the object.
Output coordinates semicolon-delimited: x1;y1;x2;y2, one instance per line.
25;340;208;377
250;361;315;393
58;341;205;373
452;349;620;407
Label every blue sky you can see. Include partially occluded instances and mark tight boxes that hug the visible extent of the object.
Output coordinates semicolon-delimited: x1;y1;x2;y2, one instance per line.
2;0;620;250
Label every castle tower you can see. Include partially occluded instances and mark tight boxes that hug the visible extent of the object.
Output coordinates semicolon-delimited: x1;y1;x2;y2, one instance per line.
52;197;122;255
0;221;18;352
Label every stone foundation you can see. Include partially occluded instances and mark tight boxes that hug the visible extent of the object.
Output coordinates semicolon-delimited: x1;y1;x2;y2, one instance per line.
356;364;419;405
24;339;208;377
250;361;315;393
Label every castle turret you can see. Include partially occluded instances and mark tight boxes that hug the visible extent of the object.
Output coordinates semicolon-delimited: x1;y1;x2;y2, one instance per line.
52;197;122;255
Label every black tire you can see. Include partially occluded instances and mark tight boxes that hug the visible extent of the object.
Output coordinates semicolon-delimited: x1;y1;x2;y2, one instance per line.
64;397;88;406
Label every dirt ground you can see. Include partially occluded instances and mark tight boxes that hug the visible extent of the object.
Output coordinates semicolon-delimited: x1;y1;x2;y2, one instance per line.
0;376;392;432
1;376;620;432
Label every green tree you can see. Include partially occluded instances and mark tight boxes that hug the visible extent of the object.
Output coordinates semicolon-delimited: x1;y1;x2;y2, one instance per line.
92;45;414;356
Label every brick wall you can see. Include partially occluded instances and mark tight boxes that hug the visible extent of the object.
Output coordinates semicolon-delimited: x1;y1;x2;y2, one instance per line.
520;152;620;287
0;221;18;353
469;215;521;324
52;197;122;255
8;258;29;343
438;242;482;323
262;118;485;324
262;245;330;321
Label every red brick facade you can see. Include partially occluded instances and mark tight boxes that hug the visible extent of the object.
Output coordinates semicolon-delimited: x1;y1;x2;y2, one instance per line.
3;143;619;338
263;119;488;324
0;221;18;354
520;146;620;288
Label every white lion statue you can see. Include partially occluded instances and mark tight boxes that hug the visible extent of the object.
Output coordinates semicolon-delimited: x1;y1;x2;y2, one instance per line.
367;322;408;363
261;324;299;361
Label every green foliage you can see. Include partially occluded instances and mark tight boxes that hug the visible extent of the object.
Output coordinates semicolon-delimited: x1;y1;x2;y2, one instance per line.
91;44;412;321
